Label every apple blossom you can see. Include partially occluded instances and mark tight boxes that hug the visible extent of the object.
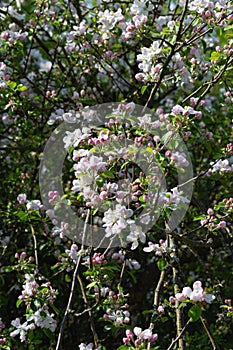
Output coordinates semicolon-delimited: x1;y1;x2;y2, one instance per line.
10;318;35;342
175;281;215;304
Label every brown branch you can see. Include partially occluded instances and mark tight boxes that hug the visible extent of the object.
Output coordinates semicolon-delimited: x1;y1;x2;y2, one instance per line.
201;316;221;350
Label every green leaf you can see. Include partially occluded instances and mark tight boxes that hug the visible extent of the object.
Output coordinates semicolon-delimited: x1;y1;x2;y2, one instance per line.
65;274;71;283
16;299;24;308
141;85;148;95
188;304;202;322
16;210;28;221
17;84;27;91
43;328;53;338
49;303;60;315
86;281;97;289
210;51;221;60
2;266;13;273
193;215;206;221
214;202;226;210
103;324;112;332
101;170;115;179
142;309;154;315
33;340;43;345
7;81;17;89
96;177;104;187
157;258;166;271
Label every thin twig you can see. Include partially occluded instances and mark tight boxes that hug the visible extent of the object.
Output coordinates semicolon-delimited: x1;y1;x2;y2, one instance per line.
166;319;190;350
147;268;166;350
55;210;90;350
77;275;99;345
169;235;185;350
30;224;38;270
153;270;166;308
55;255;82;350
74;304;97;318
143;0;189;110
201;316;221;350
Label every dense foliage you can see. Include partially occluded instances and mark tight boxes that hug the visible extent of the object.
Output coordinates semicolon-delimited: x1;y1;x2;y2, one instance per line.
0;0;232;349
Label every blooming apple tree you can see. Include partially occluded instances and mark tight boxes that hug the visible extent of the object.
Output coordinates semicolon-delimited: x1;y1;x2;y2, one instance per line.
0;0;232;349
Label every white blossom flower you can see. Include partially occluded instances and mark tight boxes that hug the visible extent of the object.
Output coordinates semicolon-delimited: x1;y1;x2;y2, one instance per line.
63;128;90;150
65;243;79;263
143;240;167;256
26;199;43;210
10;318;35;342
103;205;134;237
189;0;212;13
21;274;39;297
130;0;154;16
28;309;57;332
133;326;152;340
73;149;89;161
159;187;189;210
175;281;215;304
126;224;146;250
98;8;124;39
210;159;233;174
105;309;130;326
79;343;94;350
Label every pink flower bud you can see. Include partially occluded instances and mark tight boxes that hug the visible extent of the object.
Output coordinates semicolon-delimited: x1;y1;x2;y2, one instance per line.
207;208;214;216
126;329;133;339
169;296;176;303
20;252;27;259
123;337;130;344
157;305;164;313
135;338;141;345
218;221;226;228
150;333;158;342
224;299;231;304
17;193;27;204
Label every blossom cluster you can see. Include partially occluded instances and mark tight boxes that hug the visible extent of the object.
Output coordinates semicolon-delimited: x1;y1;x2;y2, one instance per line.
122;327;158;347
208;158;233;175
17;193;44;210
200;199;232;229
175;281;215;304
8;272;57;343
143;239;168;256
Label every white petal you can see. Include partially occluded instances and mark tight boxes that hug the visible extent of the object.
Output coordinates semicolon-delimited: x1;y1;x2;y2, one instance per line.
134;327;142;336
